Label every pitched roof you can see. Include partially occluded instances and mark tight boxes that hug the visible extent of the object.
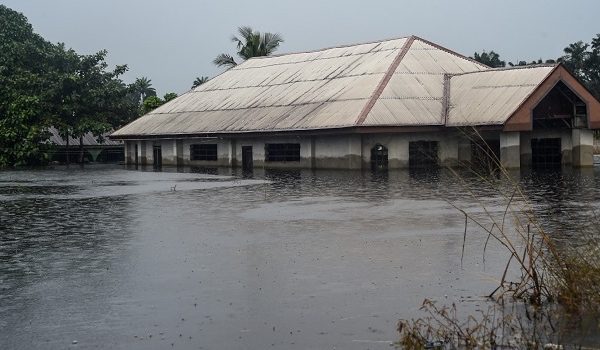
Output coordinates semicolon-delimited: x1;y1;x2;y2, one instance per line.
111;36;573;138
47;127;122;146
447;65;556;126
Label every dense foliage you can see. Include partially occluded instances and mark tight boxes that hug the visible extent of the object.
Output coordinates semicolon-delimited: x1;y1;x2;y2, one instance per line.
0;5;60;165
0;5;140;166
558;35;600;99
141;92;178;115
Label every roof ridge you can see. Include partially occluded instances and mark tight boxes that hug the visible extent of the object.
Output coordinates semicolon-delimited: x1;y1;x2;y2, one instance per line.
449;63;558;77
412;36;490;69
354;36;416;126
245;35;412;61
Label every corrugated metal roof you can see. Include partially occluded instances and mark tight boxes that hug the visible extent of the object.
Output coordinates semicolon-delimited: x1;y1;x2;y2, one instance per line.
447;65;555;126
114;37;410;137
362;39;487;126
112;36;556;138
47;127;122;146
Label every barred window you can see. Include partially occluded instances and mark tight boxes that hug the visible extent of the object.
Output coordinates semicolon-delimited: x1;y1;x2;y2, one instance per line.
409;141;438;168
265;143;300;162
190;144;217;161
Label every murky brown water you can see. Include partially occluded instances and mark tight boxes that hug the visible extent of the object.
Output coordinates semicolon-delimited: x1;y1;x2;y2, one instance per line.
0;165;598;349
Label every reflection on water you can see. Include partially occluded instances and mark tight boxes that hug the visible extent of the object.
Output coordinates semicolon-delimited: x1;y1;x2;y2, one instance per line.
0;164;598;349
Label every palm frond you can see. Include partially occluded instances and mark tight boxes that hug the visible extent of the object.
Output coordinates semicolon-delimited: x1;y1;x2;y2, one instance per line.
192;76;209;89
213;53;237;69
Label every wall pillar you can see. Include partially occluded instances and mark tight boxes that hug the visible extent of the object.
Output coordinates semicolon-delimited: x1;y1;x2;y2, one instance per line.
572;129;594;167
500;132;521;169
124;141;133;165
439;136;459;167
229;139;237;167
348;135;362;169
176;140;184;167
457;139;472;165
140;141;147;166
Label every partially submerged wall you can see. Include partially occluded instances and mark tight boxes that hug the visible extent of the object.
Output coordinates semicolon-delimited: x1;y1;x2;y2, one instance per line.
124;129;594;170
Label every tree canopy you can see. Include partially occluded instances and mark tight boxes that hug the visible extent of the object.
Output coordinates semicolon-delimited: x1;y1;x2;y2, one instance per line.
214;26;283;69
472;51;506;68
0;4;140;166
558;35;600;99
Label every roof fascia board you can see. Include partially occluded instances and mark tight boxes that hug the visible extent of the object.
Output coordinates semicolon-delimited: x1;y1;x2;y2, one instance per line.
504;65;600;131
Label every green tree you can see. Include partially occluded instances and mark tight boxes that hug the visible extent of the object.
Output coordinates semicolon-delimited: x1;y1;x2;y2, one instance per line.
0;4;139;167
141;96;164;114
132;77;156;103
163;92;178;102
192;76;209;88
0;5;61;166
471;50;506;68
214;26;283;69
140;92;177;114
558;35;600;99
53;49;137;165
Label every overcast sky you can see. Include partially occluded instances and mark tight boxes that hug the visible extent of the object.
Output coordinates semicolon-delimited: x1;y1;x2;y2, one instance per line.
4;0;599;96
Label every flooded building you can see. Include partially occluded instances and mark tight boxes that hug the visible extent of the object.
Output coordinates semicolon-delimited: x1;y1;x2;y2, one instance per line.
111;36;600;170
47;127;124;163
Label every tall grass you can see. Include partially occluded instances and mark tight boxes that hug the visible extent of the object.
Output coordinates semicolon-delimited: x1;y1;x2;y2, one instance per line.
396;128;600;349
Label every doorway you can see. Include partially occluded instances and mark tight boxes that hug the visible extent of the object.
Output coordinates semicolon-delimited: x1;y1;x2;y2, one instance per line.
370;144;388;170
153;144;162;169
531;138;561;169
242;146;253;171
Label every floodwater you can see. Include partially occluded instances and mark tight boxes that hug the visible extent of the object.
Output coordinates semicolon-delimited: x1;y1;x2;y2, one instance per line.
0;165;598;349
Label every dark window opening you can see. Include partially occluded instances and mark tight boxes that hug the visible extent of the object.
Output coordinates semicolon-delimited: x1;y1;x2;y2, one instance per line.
97;147;125;163
531;138;561;169
190;144;217;161
371;144;388;170
409;141;438;168
265;143;300;162
533;81;586;129
471;140;500;171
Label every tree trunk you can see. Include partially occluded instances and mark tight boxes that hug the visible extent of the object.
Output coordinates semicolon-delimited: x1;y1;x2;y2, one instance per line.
65;130;70;168
79;136;84;168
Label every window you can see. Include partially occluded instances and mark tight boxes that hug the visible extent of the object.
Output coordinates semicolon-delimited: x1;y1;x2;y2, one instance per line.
531;138;561;169
409;141;438;168
265;143;300;162
190;144;217;161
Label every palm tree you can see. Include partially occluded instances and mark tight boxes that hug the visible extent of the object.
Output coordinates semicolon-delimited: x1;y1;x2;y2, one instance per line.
213;26;283;69
559;41;589;78
132;77;156;103
192;76;209;89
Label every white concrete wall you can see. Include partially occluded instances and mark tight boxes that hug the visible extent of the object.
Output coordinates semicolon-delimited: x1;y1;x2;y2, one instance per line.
362;132;460;168
158;139;178;165
501;132;521;168
572;129;594;167
314;135;361;169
